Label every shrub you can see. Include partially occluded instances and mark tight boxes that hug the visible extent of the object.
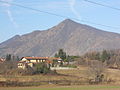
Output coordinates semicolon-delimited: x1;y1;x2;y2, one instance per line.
34;62;50;74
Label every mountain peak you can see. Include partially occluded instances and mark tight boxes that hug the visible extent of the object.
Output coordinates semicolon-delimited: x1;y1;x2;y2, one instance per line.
63;19;74;22
61;19;77;24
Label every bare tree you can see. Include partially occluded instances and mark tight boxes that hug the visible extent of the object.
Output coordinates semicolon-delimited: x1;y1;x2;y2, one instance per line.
108;55;120;69
87;60;105;84
0;61;17;74
115;55;120;69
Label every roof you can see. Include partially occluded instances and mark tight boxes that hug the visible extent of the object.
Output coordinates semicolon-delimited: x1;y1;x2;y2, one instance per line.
22;57;49;60
18;57;63;64
22;57;62;60
50;57;62;60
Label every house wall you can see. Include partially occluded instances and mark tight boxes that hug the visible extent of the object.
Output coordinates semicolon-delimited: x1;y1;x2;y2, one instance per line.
21;58;27;61
28;63;33;67
30;60;37;63
18;63;26;69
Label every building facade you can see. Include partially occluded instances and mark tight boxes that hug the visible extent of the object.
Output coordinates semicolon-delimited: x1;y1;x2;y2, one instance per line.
18;57;63;69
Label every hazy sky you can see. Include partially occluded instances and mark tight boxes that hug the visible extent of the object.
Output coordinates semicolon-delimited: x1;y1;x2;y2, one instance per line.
0;0;120;43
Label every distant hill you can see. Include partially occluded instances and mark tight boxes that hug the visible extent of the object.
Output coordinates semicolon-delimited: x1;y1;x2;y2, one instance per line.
1;19;120;57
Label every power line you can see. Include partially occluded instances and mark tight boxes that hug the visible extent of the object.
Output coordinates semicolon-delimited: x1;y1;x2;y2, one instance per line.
81;20;120;29
0;0;69;19
0;0;120;30
83;0;120;11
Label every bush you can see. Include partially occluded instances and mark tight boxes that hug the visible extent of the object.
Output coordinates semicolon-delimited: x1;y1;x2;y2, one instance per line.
34;62;50;74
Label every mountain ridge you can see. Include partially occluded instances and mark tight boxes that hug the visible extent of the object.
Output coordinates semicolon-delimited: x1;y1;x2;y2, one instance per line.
0;19;120;57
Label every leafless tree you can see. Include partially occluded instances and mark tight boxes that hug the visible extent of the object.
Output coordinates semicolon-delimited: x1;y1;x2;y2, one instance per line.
0;61;17;74
87;60;105;84
115;55;120;69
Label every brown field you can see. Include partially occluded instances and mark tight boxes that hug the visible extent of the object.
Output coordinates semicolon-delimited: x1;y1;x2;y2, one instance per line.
0;66;89;82
0;65;120;89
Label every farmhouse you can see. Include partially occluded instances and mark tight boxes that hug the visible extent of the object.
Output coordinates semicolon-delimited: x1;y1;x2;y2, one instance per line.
18;57;63;69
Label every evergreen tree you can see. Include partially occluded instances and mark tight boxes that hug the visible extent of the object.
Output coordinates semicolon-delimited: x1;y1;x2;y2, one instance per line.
94;52;100;60
6;54;12;61
16;56;20;61
100;50;110;62
54;49;67;60
54;53;58;58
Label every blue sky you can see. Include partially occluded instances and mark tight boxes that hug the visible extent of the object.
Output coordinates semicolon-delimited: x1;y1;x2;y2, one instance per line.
0;0;120;43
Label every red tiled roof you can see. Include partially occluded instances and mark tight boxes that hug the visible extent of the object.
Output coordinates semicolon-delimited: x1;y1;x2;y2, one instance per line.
18;57;63;64
22;57;62;60
23;57;49;60
52;57;62;60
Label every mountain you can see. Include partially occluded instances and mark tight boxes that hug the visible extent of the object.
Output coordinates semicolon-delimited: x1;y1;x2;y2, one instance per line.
1;19;120;57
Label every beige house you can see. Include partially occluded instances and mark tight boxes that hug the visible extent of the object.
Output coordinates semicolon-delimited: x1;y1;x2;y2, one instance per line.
18;57;62;69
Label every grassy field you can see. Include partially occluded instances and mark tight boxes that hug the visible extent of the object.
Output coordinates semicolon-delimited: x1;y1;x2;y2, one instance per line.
1;85;120;90
1;65;120;83
0;66;88;83
0;65;120;88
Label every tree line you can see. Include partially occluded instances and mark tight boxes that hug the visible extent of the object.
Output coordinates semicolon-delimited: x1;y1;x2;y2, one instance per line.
80;49;120;69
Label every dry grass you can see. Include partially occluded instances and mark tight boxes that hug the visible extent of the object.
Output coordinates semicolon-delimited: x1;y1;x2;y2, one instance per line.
0;65;120;85
0;66;88;82
106;68;120;84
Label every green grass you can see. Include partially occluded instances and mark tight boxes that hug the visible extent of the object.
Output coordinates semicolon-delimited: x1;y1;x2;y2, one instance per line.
1;86;120;90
